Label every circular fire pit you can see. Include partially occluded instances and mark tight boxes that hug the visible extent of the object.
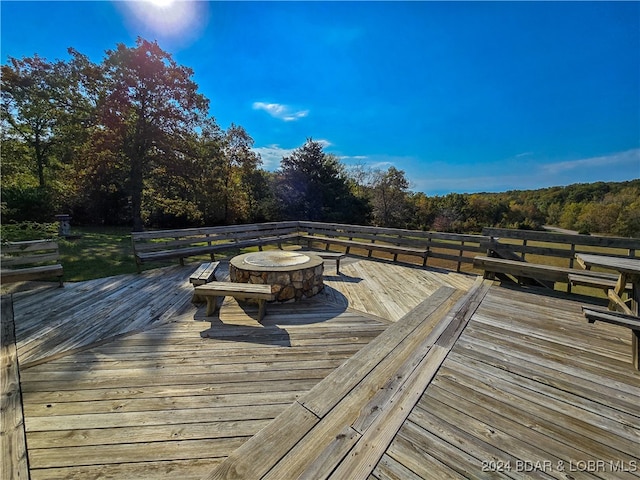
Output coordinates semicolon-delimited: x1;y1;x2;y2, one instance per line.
229;251;324;302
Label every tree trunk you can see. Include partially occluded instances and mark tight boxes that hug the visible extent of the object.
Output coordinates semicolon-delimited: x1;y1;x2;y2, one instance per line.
34;133;46;188
130;156;144;232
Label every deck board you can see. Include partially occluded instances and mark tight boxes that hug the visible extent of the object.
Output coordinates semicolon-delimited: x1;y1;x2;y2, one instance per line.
379;285;640;479
4;255;639;479
1;295;29;480
18;258;459;479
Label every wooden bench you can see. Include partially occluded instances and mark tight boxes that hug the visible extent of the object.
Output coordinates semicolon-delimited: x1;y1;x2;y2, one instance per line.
189;261;220;303
298;222;487;271
302;235;428;265
194;281;275;321
0;239;63;287
473;255;625;289
300;250;346;274
568;273;632;292
131;222;301;272
582;306;640;369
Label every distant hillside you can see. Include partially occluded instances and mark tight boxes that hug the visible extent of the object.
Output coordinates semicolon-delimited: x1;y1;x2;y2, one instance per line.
404;179;639;237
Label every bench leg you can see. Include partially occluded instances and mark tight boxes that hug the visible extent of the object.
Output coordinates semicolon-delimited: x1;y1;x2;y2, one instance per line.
257;299;267;322
205;296;221;316
192;293;204;304
336;258;341;275
633;330;639;370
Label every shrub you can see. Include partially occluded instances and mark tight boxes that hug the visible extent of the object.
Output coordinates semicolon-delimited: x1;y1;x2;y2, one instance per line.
0;221;59;241
2;186;56;223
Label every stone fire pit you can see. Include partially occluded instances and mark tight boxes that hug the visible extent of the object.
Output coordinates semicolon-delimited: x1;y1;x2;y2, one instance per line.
229;251;324;302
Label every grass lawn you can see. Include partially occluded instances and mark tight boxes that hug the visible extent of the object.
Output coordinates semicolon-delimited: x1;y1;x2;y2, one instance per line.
58;226;144;281
59;227;260;282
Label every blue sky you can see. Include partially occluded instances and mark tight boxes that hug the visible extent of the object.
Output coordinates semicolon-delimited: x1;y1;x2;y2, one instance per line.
2;1;639;195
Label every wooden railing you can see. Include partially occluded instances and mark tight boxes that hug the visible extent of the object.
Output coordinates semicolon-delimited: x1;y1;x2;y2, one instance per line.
130;222;640;296
130;221;300;272
0;239;64;286
298;221;487;272
482;227;639;265
479;228;640;292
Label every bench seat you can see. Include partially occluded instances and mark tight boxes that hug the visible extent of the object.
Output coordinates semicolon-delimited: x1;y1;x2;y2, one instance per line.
300;250;346;274
189;261;221;286
302;235;427;264
194;281;275;321
568;273;632;292
1;264;64;284
0;240;63;287
582;306;640;369
190;261;221;303
474;256;573;283
474;256;628;287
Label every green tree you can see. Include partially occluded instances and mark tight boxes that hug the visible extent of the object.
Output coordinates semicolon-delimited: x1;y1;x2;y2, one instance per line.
220;124;262;223
370;166;410;227
98;38;209;231
276;139;368;223
1;55;68;188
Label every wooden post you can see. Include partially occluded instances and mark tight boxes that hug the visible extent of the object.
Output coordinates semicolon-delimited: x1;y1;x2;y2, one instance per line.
567;243;576;293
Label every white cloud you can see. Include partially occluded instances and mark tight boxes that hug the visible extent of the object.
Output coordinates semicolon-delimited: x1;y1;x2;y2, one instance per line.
253;139;334;170
252;102;309;122
542;148;640;174
413;148;640;195
252;144;294;170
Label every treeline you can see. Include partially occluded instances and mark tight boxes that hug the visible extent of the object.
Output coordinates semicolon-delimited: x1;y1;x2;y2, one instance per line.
2;38;639;237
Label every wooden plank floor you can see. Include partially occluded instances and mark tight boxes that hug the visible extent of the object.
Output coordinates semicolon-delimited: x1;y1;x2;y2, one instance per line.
6;257;639;480
8;257;475;479
374;285;640;480
204;284;640;479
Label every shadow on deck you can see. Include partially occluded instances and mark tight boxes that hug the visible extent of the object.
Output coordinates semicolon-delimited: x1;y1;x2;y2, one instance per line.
2;258;639;479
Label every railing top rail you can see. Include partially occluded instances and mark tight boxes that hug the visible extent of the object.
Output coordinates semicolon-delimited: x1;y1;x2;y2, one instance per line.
298;221;489;242
482;227;640;250
132;221;300;239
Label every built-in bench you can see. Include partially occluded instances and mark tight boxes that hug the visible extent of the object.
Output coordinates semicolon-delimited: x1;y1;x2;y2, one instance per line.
568;273;632;292
582;306;640;369
302;234;428;265
131;222;300;272
307;251;346;274
132;221;488;274
194;281;275;321
0;239;64;287
473;255;627;290
298;222;487;271
189;261;220;303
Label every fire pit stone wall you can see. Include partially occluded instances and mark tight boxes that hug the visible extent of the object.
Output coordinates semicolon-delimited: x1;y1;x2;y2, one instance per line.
229;252;324;302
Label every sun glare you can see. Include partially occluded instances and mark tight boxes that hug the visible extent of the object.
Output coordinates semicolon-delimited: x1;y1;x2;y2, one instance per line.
120;0;208;45
146;0;174;9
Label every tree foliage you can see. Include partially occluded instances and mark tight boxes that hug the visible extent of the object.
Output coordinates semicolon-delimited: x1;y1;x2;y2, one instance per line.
275;139;370;223
98;38;209;231
369;166;410;227
1;38;637;238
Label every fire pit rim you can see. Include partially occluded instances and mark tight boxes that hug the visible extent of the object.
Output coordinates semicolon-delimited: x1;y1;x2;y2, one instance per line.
230;251;323;272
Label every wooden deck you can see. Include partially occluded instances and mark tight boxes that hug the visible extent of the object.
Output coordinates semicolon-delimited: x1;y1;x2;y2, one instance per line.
3;256;639;479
